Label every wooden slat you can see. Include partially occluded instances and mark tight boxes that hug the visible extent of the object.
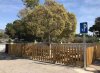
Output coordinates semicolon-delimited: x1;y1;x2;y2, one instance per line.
8;43;97;67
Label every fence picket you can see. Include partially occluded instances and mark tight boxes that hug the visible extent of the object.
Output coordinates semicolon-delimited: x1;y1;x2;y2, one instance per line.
7;43;99;67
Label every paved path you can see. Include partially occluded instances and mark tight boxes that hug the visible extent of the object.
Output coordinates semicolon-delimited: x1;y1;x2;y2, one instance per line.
0;53;98;73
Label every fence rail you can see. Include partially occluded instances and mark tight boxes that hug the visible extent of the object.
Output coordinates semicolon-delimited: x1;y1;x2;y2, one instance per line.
6;43;100;67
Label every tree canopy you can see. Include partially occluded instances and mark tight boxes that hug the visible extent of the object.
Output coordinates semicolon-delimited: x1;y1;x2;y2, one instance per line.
22;0;39;9
5;23;16;38
5;0;77;43
89;17;100;37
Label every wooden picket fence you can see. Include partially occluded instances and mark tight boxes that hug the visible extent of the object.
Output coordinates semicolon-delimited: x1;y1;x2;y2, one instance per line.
95;43;100;59
6;43;100;67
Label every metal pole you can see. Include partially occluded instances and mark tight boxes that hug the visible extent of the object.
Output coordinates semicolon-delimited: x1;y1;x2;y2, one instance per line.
83;33;87;69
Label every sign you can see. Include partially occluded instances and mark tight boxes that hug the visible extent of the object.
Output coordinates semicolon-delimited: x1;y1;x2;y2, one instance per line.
80;22;88;69
80;22;88;33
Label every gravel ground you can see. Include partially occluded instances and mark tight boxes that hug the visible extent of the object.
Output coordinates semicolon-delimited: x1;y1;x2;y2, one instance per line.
0;53;97;73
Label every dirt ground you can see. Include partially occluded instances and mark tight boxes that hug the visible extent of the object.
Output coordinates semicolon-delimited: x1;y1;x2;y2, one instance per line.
0;53;99;73
88;59;100;73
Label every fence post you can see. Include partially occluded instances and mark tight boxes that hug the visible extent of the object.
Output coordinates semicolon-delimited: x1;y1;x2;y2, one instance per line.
5;44;8;54
7;42;13;55
83;33;87;69
49;43;51;58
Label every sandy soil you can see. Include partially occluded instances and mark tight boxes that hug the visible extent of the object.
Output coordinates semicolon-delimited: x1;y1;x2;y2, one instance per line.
0;53;98;73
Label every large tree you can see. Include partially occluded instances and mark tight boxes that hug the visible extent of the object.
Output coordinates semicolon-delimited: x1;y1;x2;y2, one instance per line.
89;17;100;37
5;0;77;43
23;0;77;42
5;19;41;41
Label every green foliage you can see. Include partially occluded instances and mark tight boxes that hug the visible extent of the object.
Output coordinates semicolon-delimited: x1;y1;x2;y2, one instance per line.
5;0;77;43
5;23;16;38
0;32;8;39
22;0;77;42
5;19;41;42
19;0;40;18
5;20;24;39
0;32;3;38
13;20;26;39
22;0;39;9
73;34;95;43
60;13;77;42
89;17;100;37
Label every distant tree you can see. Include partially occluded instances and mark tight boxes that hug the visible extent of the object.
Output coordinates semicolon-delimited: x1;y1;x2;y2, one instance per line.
5;20;40;42
5;23;16;38
12;20;26;40
0;32;3;38
0;32;8;39
73;34;95;43
89;17;100;37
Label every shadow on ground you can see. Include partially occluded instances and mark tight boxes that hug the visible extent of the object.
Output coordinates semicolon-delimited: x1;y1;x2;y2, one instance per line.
0;53;100;73
93;59;100;73
0;52;83;68
86;59;100;73
0;53;24;60
93;59;100;66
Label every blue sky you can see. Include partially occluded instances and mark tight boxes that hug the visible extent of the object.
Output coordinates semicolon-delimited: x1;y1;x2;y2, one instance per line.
0;0;100;34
